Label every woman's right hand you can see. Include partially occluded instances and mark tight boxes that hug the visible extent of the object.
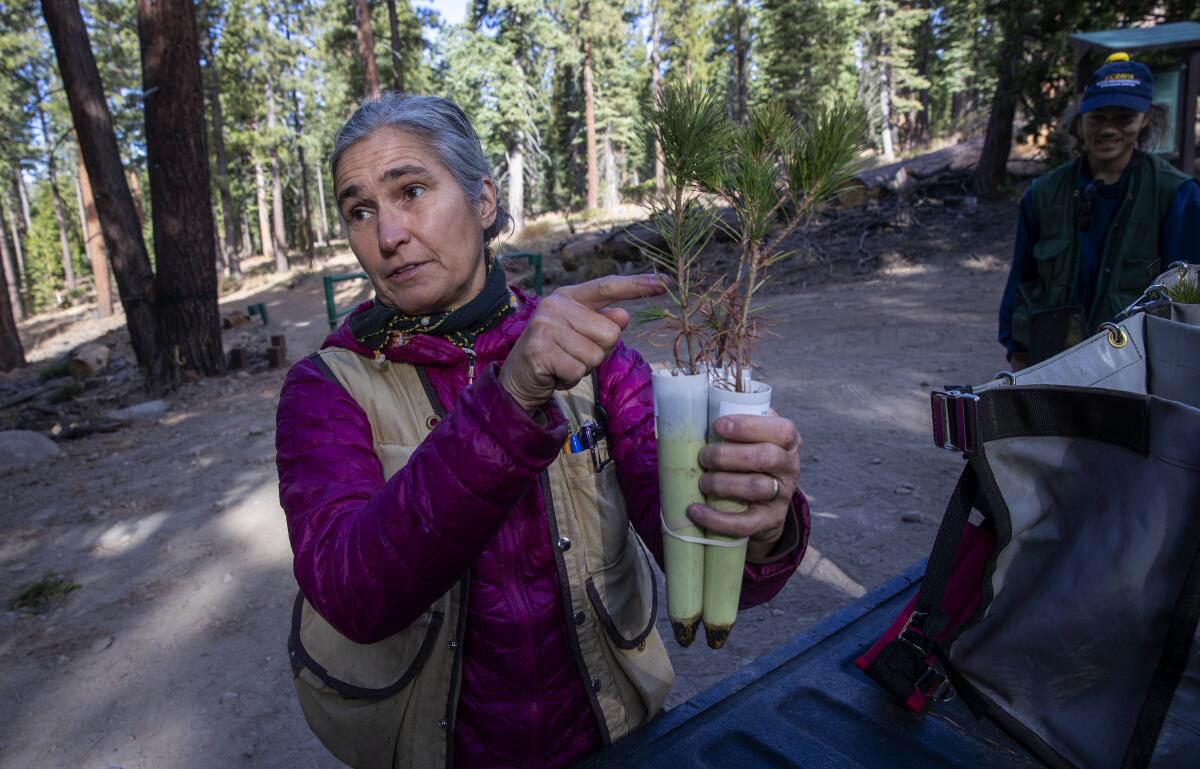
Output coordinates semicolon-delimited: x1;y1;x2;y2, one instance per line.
499;274;666;413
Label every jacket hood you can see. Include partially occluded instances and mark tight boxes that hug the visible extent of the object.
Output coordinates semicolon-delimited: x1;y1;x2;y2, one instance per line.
321;286;539;368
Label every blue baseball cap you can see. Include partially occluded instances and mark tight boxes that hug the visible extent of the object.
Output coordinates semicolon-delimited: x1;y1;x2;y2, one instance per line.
1080;52;1153;114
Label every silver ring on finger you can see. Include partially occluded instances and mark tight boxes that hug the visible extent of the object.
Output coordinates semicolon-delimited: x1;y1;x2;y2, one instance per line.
769;477;781;502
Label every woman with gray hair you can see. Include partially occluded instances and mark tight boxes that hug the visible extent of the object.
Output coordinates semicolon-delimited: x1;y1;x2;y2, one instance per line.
276;93;810;769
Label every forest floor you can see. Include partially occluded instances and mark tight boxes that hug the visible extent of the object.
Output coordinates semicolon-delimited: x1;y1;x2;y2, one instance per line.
0;190;1019;768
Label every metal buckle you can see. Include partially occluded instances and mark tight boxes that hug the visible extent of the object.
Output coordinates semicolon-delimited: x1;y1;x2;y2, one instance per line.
914;667;956;701
931;390;981;455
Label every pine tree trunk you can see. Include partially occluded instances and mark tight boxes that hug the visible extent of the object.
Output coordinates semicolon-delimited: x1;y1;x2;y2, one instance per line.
974;32;1018;198
732;0;748;124
315;150;329;245
292;90;316;265
0;239;23;370
241;212;253;255
254;158;277;265
877;65;895;160
602;128;619;211
582;37;599;211
1;196;24;324
5;182;27;308
506;134;525;231
137;0;224;383
41;0;159;370
265;73;288;253
127;168;147;227
15;172;32;232
204;22;240;277
386;0;403;92
76;146;112;317
37;104;78;293
649;0;664;191
354;0;381;99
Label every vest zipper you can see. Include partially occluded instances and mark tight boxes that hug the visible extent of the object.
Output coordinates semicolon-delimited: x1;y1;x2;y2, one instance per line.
465;348;476;385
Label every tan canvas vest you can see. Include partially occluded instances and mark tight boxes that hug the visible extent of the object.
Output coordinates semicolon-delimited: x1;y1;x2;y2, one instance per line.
288;347;674;769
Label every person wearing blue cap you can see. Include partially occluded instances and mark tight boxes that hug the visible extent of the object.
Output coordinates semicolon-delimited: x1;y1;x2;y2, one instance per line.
998;52;1200;368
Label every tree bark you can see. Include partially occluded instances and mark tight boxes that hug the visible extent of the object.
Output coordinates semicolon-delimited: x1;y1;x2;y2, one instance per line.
649;0;664;192
203;21;240;277
264;72;288;255
41;0;157;370
0;235;23;370
254;157;276;264
36;103;77;293
974;31;1018;197
732;0;748;124
0;195;24;323
291;90;316;265
506;134;525;231
15;171;32;232
4;181;27;302
386;0;404;92
315;149;329;245
582;36;599;211
354;0;381;100
127;168;146;227
76;146;112;316
137;0;225;382
602;128;619;210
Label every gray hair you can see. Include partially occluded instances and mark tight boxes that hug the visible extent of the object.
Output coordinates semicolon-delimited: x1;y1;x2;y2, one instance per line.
330;93;511;243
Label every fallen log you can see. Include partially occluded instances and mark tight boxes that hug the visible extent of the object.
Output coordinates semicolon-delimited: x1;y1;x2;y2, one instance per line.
557;208;741;266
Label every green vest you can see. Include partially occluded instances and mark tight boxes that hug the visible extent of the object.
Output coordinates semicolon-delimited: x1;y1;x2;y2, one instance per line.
288;347;674;769
1011;152;1191;351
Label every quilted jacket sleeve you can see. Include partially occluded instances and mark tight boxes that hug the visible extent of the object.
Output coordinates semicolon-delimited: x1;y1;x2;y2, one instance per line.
276;358;567;643
598;342;810;610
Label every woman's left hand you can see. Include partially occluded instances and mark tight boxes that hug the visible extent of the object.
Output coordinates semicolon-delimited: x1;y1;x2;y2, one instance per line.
687;412;803;561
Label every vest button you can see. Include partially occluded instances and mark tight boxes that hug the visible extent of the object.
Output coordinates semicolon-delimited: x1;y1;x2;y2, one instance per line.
438;719;448;730
573;610;586;625
448;640;458;649
426;415;441;429
591;678;602;693
557;537;572;551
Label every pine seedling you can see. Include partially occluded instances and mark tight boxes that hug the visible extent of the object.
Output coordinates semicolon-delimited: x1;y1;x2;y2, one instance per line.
701;99;866;391
1167;277;1200;305
632;82;729;373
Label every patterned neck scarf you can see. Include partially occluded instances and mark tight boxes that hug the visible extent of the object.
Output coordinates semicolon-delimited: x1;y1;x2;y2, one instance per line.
351;254;517;355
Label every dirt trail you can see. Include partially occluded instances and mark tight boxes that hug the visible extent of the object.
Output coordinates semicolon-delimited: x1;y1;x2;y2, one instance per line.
0;201;1015;767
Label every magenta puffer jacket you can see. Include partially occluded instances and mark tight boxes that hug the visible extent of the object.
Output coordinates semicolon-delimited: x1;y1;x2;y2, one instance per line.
276;289;810;769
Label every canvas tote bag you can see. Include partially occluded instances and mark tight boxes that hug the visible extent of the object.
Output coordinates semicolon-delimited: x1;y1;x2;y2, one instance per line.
857;263;1200;769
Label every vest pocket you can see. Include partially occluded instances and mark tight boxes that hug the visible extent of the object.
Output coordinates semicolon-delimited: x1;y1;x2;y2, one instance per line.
584;529;658;649
562;451;630;573
288;594;442;769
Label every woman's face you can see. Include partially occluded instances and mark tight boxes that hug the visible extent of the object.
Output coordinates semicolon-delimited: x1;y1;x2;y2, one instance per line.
334;127;497;315
1080;107;1147;165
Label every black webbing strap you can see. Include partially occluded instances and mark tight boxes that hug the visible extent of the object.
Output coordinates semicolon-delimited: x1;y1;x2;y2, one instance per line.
1121;533;1200;769
979;386;1150;457
914;465;980;639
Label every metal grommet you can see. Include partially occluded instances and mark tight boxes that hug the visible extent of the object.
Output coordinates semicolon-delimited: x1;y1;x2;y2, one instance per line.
993;370;1015;385
557;537;571;552
438;719;448;730
573;611;586;626
1100;322;1128;349
426;415;441;429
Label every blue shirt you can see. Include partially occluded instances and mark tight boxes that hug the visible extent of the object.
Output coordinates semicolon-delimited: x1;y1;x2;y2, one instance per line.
998;164;1200;354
